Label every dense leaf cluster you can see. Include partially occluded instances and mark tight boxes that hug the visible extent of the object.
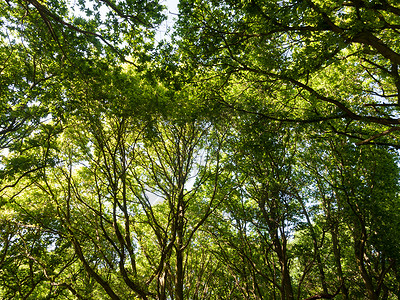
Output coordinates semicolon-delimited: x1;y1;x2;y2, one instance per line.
1;0;400;299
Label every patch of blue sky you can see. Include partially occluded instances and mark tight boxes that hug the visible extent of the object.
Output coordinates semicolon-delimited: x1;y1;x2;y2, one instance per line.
157;0;179;41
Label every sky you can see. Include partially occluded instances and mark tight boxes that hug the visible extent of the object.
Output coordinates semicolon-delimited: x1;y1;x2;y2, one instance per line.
165;0;179;14
157;0;180;40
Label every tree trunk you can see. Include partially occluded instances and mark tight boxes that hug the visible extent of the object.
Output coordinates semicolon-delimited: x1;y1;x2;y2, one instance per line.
175;198;185;300
300;196;328;294
330;222;349;299
260;195;294;300
354;222;378;300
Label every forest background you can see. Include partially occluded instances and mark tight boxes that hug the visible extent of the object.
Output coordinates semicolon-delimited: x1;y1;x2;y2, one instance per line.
1;0;400;299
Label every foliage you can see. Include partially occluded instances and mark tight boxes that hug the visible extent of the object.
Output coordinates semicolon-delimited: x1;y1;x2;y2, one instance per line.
1;0;400;299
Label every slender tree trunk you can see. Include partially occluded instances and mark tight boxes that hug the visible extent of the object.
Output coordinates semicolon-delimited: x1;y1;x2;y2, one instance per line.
158;267;167;300
260;195;294;300
175;194;185;300
323;198;349;299
176;236;184;300
330;222;349;299
268;219;293;300
281;267;294;300
279;239;294;300
299;196;328;294
354;221;378;300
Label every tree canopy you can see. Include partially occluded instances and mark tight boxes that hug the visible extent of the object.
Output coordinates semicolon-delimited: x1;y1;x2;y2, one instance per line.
1;0;400;299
